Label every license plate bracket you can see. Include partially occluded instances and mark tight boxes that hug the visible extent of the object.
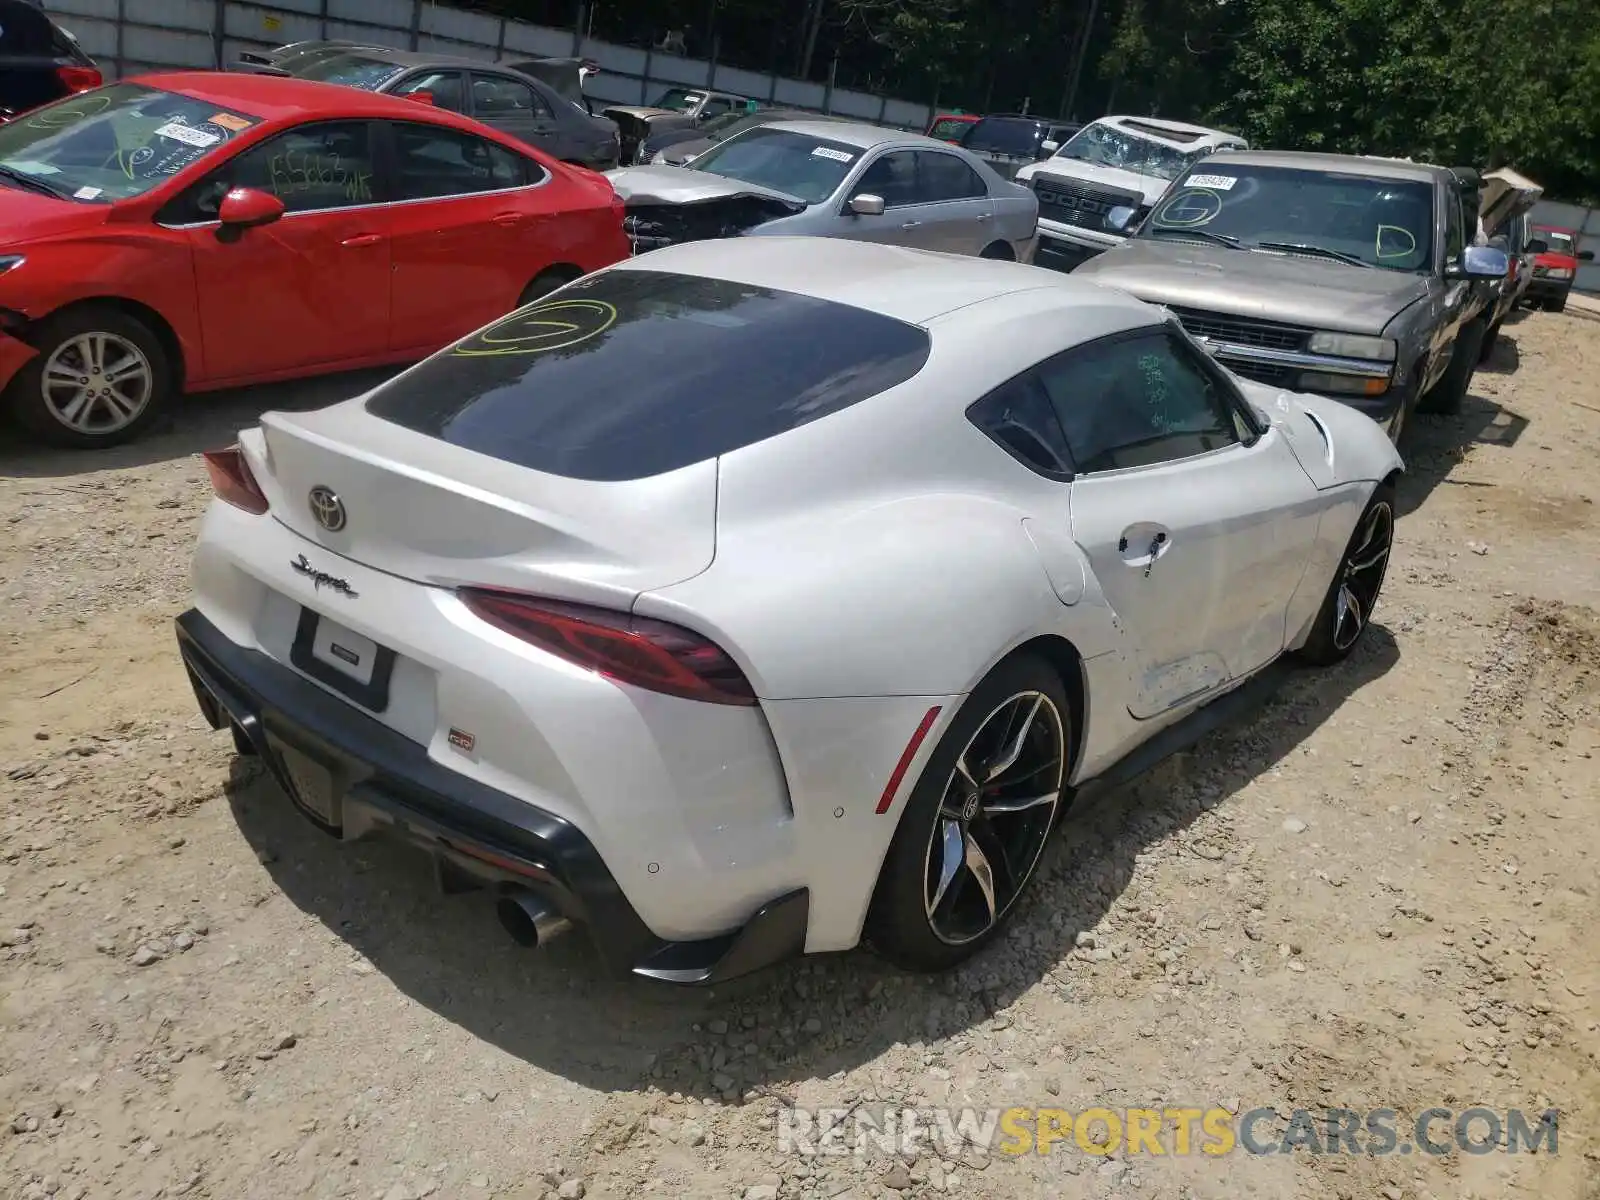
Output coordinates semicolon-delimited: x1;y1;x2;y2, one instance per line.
290;607;396;712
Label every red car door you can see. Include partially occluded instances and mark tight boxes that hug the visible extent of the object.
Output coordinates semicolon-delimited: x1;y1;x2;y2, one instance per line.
385;119;558;353
175;120;391;382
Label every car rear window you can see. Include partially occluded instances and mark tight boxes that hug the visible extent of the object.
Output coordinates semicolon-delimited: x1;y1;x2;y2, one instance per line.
290;53;406;91
365;268;932;481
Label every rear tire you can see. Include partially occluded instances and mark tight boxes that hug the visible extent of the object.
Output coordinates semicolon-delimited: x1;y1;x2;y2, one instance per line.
516;265;584;308
1293;484;1395;667
1417;318;1485;415
5;304;173;449
980;241;1014;260
865;654;1070;972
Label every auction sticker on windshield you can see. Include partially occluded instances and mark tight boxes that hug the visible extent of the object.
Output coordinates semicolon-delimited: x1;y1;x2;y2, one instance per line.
812;146;855;163
154;122;220;148
1185;173;1237;190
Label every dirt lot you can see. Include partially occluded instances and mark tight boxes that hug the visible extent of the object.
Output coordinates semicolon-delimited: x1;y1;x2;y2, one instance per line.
2;306;1599;1200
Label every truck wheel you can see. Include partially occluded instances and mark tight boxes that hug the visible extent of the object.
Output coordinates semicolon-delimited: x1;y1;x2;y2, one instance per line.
1418;318;1486;416
1477;320;1501;364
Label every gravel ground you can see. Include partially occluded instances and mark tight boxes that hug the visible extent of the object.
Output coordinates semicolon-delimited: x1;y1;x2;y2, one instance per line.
2;307;1599;1200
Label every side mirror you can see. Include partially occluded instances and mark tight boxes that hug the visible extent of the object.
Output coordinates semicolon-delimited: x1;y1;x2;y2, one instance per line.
849;193;886;216
1452;245;1509;280
404;90;435;105
217;187;285;231
1105;204;1137;234
1040;139;1059;155
1580;249;1595;262
1526;238;1549;255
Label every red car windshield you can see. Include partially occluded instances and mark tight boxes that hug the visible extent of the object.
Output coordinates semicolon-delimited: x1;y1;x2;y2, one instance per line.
1538;229;1577;256
0;83;261;203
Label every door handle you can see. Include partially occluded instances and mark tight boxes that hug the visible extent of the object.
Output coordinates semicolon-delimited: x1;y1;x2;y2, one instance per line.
977;212;992;222
340;234;384;247
901;220;922;229
493;212;525;226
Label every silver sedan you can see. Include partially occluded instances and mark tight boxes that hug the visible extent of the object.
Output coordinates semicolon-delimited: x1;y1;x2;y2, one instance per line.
605;119;1039;260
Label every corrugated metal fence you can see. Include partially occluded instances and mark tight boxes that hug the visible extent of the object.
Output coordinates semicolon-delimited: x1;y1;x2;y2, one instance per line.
1531;199;1600;296
45;0;934;131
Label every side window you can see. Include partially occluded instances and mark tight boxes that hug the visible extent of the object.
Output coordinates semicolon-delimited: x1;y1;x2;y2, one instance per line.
393;71;464;113
1443;188;1465;261
470;73;548;120
392;122;530;200
854;150;918;207
1036;329;1240;473
915;151;986;202
967;373;1074;477
700;97;734;119
164;121;376;222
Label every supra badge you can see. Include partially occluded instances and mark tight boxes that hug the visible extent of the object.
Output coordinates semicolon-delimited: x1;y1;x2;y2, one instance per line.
290;553;358;598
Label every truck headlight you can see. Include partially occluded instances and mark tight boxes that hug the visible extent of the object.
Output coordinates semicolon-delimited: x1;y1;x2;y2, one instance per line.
1300;371;1390;396
1546;267;1574;281
1307;332;1397;360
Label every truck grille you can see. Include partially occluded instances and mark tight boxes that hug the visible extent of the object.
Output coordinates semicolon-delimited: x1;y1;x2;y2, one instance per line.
1031;176;1143;232
1168;307;1313;353
1224;362;1294;387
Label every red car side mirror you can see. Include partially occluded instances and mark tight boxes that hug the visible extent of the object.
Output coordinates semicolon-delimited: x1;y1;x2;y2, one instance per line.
218;187;285;230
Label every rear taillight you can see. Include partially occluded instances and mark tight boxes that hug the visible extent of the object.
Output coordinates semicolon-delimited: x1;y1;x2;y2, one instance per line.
458;589;757;706
56;66;102;93
202;446;268;515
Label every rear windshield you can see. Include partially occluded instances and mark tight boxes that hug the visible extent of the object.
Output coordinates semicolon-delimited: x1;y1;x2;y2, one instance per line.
960;118;1044;157
365;268;932;481
286;53;406;90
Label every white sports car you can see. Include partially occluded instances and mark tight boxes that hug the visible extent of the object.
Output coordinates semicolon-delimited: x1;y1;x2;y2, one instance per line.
176;237;1403;982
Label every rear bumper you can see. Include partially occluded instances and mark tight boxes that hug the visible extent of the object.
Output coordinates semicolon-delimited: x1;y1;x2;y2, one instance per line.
175;607;809;984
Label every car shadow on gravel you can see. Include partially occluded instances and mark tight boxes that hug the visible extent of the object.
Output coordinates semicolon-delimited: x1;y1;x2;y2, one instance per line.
1478;331;1521;375
221;626;1399;1100
0;368;401;478
1399;387;1529;518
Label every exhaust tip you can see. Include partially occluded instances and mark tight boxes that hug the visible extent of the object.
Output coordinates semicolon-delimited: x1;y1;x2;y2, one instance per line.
496;891;573;948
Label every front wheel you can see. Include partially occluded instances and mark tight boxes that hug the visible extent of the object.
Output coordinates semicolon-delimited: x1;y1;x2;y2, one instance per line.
1477;319;1501;363
865;655;1071;972
1417;319;1485;415
1294;485;1395;666
5;306;173;448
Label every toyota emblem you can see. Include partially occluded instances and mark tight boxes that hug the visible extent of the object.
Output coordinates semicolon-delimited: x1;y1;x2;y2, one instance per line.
308;486;346;532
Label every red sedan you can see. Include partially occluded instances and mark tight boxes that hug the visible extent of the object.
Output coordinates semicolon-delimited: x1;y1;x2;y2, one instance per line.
0;72;631;447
